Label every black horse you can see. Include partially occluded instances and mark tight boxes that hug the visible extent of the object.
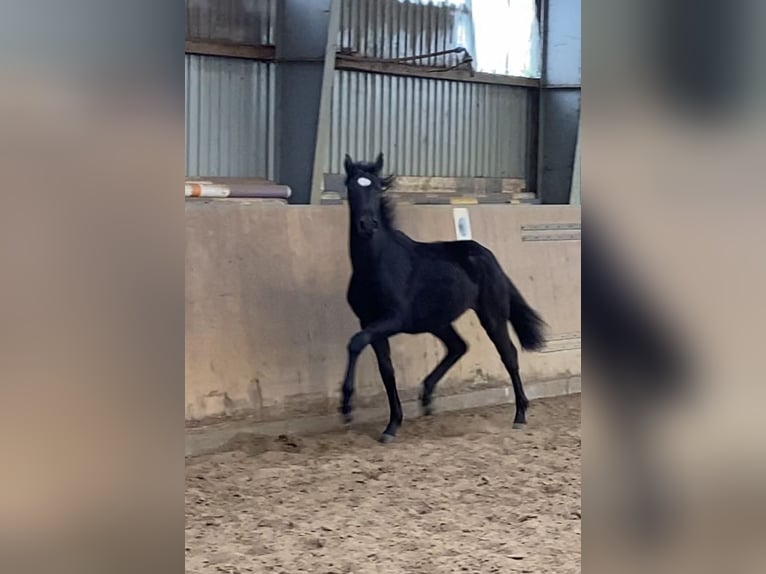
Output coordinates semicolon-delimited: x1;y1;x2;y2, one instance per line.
340;153;546;443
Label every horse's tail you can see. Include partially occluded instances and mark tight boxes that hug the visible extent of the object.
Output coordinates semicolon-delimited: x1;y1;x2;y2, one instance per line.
507;278;546;351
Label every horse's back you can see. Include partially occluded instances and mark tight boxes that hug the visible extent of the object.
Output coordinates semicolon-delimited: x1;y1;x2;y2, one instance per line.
415;239;501;283
400;240;495;331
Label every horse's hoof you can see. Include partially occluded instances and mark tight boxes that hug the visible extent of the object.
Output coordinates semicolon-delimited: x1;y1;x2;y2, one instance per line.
512;422;526;429
421;404;434;416
379;433;396;444
341;413;353;425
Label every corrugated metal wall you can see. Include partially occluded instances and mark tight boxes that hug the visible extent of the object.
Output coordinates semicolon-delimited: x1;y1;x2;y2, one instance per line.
331;0;529;179
326;69;529;178
185;55;276;179
186;0;276;45
338;0;472;67
185;0;276;178
183;0;533;182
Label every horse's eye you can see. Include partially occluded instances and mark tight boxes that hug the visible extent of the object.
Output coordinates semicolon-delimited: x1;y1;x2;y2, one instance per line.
357;177;372;187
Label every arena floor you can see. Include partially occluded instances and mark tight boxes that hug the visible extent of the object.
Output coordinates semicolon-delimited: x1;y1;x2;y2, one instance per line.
186;394;581;573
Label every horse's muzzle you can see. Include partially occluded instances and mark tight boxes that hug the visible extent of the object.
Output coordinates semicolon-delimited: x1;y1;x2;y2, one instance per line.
356;215;379;237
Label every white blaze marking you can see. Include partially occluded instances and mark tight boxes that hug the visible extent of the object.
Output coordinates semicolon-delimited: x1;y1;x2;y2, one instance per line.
357;177;372;187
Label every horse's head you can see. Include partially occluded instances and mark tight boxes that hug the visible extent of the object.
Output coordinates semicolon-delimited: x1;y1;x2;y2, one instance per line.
343;152;395;237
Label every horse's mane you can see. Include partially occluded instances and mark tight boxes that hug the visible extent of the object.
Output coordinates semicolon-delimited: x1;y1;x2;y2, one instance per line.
379;174;397;230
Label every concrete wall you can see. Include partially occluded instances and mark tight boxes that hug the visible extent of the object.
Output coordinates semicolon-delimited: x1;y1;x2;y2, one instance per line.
186;202;580;424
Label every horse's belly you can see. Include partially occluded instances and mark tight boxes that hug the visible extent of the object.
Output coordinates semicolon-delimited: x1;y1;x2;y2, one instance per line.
406;275;478;331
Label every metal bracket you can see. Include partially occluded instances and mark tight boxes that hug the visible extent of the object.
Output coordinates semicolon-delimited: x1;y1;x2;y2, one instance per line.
521;222;580;242
521;223;581;231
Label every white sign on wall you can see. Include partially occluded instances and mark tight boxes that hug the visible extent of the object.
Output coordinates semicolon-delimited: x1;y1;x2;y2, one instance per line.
453;207;472;241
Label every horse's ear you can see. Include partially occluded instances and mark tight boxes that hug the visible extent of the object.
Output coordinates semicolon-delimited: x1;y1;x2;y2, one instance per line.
373;152;384;175
343;154;354;177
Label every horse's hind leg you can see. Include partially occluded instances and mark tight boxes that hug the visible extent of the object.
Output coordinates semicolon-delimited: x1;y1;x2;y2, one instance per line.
372;339;403;443
481;317;529;428
420;326;468;415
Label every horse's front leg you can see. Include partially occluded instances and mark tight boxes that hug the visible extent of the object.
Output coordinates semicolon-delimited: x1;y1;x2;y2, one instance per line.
372;339;403;443
340;318;402;424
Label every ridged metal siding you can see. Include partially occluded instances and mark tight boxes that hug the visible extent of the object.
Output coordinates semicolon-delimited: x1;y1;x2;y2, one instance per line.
338;0;472;67
326;70;529;178
185;55;276;179
186;0;276;45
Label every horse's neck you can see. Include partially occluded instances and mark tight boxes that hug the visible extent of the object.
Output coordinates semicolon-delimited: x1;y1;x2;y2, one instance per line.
349;230;394;274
